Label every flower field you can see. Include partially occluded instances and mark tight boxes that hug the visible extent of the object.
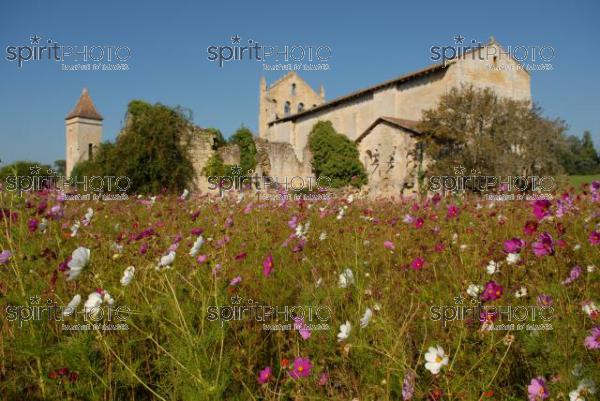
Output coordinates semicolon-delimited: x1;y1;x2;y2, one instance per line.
1;185;599;401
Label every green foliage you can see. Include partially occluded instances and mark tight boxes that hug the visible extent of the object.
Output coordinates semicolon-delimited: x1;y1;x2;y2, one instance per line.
72;100;196;194
228;126;257;174
559;131;600;175
308;120;367;188
0;160;52;185
202;153;229;177
53;160;66;176
205;128;227;150
419;85;568;183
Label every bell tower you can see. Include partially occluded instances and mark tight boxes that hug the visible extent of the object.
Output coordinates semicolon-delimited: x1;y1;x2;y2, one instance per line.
65;88;103;177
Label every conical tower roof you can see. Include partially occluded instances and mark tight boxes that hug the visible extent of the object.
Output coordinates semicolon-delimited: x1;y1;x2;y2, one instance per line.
65;88;103;121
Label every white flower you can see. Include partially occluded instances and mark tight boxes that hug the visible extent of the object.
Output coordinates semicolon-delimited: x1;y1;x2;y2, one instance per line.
63;294;81;316
120;266;135;286
569;379;596;401
83;291;103;317
315;277;322;288
66;247;90;281
337;321;351;342
156;251;176;270
459;244;468;250
295;222;310;239
582;301;598;318
587;265;596;273
319;232;327;241
506;253;521;265
514;286;527;298
82;208;94;226
486;260;500;274
475;203;483;210
189;235;204;256
373;302;381;311
451;233;458;244
70;221;80;237
347;194;354;204
424;345;449;375
111;242;124;255
103;291;115;306
336;207;345;220
467;284;483;298
360;308;373;328
39;218;48;232
180;189;189;200
338;268;354;288
573;244;581;251
403;214;414;224
149;196;157;205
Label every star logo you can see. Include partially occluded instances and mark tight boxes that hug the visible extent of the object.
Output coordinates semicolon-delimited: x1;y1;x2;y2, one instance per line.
454;295;465;305
46;168;54;175
30;295;41;304
230;165;242;175
453;165;466;175
231;35;241;44
230;295;241;304
454;35;465;44
30;34;41;44
29;164;41;175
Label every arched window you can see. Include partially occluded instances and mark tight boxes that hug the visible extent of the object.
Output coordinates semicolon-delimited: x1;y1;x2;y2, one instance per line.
298;103;305;112
284;101;291;116
291;83;296;95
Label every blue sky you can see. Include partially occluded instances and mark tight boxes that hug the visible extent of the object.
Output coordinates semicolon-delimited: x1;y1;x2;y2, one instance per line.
1;0;599;166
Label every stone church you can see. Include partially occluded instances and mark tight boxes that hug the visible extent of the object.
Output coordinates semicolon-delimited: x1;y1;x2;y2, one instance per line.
65;39;531;195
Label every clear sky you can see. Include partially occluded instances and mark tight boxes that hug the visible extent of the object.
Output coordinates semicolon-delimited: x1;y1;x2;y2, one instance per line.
1;0;599;166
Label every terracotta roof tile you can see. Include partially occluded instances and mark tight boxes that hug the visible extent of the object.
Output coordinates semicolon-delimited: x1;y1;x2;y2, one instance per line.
65;88;103;121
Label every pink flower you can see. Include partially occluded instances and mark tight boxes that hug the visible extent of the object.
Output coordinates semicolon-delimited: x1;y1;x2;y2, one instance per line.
262;253;274;277
527;377;549;401
224;215;233;228
447;204;459;219
536;294;553;307
524;220;538;235
413;217;424;229
584;326;600;349
532;200;552;220
0;250;12;265
257;366;272;384
481;280;503;302
28;218;39;233
196;254;208;264
293;317;311;340
318;372;329;386
229;276;241;286
504;237;525;253
288;357;312;379
410;257;425;271
562;265;582;285
589;231;600;245
383;241;395;250
288;215;298;229
532;232;555;257
434;242;445;253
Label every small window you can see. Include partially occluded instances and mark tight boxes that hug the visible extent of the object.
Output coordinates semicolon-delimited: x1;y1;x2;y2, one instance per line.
312;104;317;108
291;83;296;96
298;103;304;112
88;143;93;159
493;56;498;64
284;101;291;116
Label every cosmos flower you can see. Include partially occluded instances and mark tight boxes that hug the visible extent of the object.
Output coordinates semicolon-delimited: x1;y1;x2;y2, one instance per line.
189;235;204;256
467;283;483;298
257;366;272;384
120;266;135;286
383;240;395;250
410;257;425;271
532;200;552;220
28;218;39;233
524;220;538;235
0;250;12;265
582;301;599;319
337;320;351;342
180;189;189;200
414;217;425;229
82;208;94;226
360;308;373;328
527;377;549;401
318;372;329;386
584;327;600;349
537;294;553;307
514;286;528;298
506;253;521;265
447;204;459;219
562;266;582;285
156;251;176;271
262;253;274;277
63;294;81;316
504;237;525;253
403;214;415;224
288;215;298;229
295;222;310;239
532;232;555;257
196;254;208;264
70;221;80;237
589;231;600;245
287;357;312;380
569;378;596;401
66;247;90;281
402;370;415;400
293;317;311;340
424;345;448;375
83;291;103;317
481;280;503;301
229;276;242;286
486;260;500;274
319;232;327;241
338;268;354;288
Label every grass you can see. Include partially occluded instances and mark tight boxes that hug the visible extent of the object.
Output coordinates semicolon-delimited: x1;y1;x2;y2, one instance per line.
569;174;600;187
0;188;599;400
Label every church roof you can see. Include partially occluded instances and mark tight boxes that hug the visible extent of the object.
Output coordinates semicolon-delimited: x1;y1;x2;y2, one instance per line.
355;116;422;143
65;88;103;121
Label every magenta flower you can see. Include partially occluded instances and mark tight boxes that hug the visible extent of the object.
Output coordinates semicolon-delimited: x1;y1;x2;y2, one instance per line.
447;204;459;219
532;200;552;220
288;357;312;379
257;366;272;384
589;231;600;245
402;370;415;400
536;294;553;308
224;215;233;228
524;220;538;236
229;276;242;286
191;227;203;236
262;253;274;277
584;326;600;349
384;240;395;250
413;217;425;229
527;377;549;401
532;232;555;257
479;310;498;324
410;257;425;271
139;242;149;255
481;280;503;301
504;237;525;253
288;215;298;229
434;242;445;252
317;372;329;386
196;254;208;264
0;250;12;265
562;266;582;285
28;218;39;233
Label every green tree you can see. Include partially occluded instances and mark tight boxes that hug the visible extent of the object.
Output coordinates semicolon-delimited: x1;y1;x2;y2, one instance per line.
308;121;367;188
53;160;66;176
229;126;257;174
205;128;227;150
